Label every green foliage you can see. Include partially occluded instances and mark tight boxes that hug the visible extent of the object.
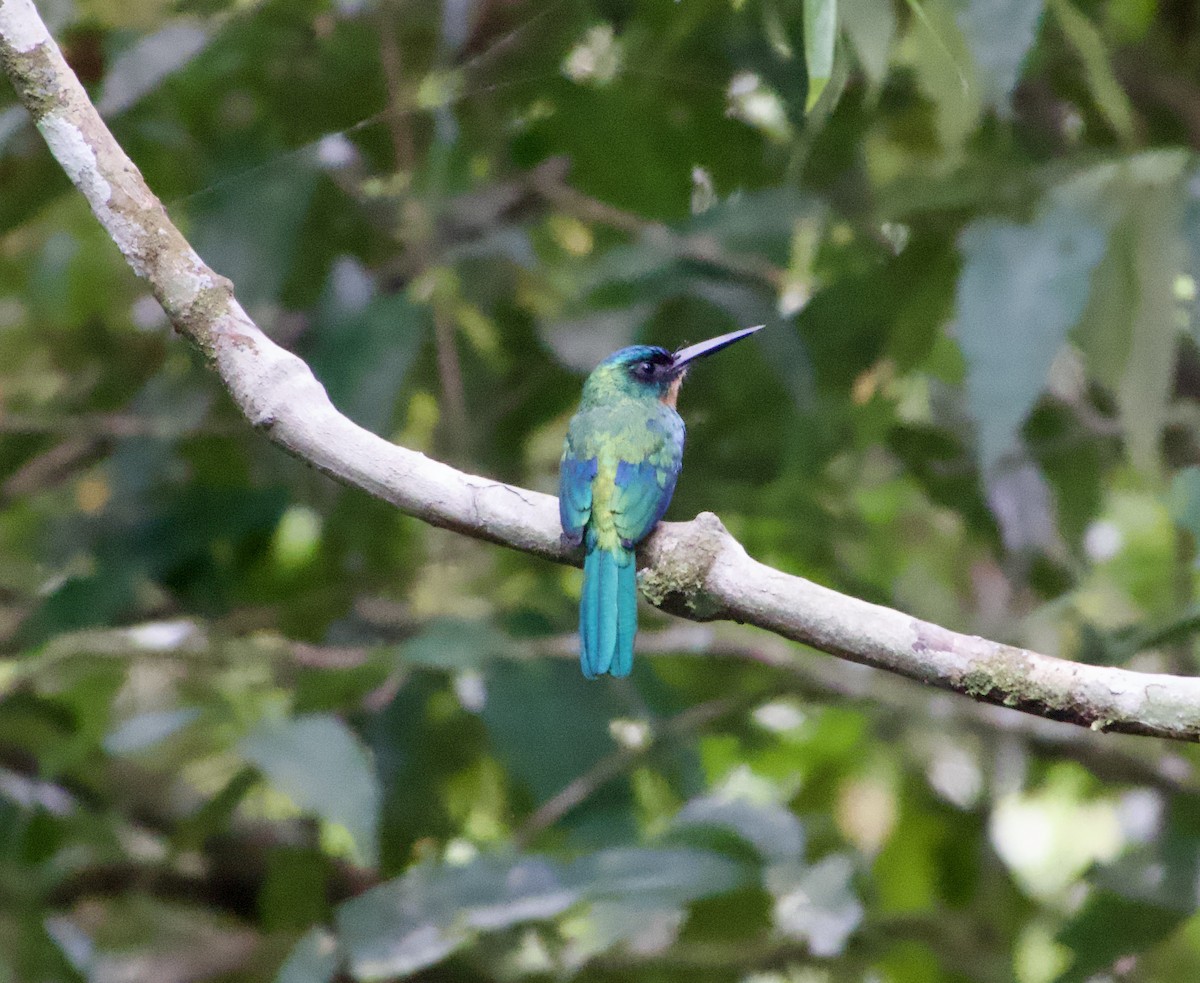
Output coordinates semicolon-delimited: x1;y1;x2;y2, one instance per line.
956;197;1108;469
240;714;381;865
5;0;1200;979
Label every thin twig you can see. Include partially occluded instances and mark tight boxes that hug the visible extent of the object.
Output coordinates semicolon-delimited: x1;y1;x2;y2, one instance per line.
512;693;751;848
431;302;470;458
529;163;785;289
377;1;415;174
1;435;103;502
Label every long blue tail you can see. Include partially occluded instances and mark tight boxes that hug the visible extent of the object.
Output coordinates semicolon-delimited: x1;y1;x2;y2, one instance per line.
580;546;637;678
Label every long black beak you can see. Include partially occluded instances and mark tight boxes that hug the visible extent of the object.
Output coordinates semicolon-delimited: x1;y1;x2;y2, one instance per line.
671;324;764;370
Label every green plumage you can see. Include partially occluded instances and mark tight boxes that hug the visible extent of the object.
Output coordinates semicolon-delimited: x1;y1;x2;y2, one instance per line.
560;326;762;679
560;346;684;678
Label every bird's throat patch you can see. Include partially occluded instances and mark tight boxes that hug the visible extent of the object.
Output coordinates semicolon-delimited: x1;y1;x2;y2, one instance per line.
662;375;684;407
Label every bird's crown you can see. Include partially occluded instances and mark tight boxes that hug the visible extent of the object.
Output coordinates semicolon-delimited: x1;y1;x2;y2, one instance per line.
581;344;677;404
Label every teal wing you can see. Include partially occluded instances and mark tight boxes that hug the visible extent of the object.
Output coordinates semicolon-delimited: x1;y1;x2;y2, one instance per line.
612;456;680;548
558;445;597;546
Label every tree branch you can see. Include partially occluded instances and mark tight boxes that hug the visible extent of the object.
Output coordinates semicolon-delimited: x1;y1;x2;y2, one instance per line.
5;0;1200;741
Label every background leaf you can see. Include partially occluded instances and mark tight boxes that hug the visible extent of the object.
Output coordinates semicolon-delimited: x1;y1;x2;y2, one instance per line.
241;714;381;865
956;199;1108;467
803;0;838;111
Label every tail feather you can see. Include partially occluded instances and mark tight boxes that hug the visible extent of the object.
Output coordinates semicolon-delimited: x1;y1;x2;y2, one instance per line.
580;546;638;678
595;549;619;676
613;556;637;677
580;549;599;678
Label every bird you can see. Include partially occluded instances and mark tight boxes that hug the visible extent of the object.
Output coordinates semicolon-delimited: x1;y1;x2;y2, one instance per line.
558;324;763;678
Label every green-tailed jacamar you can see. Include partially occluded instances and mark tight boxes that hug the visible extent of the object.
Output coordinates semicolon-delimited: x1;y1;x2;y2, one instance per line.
559;325;763;678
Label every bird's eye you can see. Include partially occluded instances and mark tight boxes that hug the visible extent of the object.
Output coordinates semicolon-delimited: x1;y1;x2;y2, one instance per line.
633;360;655;380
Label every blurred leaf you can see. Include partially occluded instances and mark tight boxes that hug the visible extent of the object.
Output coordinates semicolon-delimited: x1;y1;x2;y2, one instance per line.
517;25;770;220
841;0;896;85
261;847;331;931
0;105;26;154
240;714;380;866
672;795;805;865
399;618;512;670
336;855;577;980
1171;466;1200;539
1056;896;1183;983
803;0;838;111
956;199;1108;467
482;661;637;843
1049;0;1136;144
770;854;863;957
1115;171;1186;474
103;707;199;755
1056;841;1200;982
1093;489;1177;612
190;154;319;309
567;846;750;906
544;303;656;371
176;767;259;850
276;928;339;983
1110;603;1200;659
906;0;979;146
1028;402;1109;545
337;847;748;980
984;458;1060;554
308;259;429;434
20;571;138;646
1186;169;1200;324
671;797;860;955
567;899;686;959
95;20;213;117
689;187;817;261
41;915;91;976
133;484;288;582
1073;212;1137;390
956;0;1046;113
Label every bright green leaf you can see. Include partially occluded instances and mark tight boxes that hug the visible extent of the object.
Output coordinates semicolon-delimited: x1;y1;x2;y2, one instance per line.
1050;0;1136;144
803;0;838;111
903;0;979;146
1117;174;1186;474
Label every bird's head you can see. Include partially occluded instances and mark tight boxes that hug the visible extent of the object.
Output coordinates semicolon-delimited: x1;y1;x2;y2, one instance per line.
581;325;762;407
